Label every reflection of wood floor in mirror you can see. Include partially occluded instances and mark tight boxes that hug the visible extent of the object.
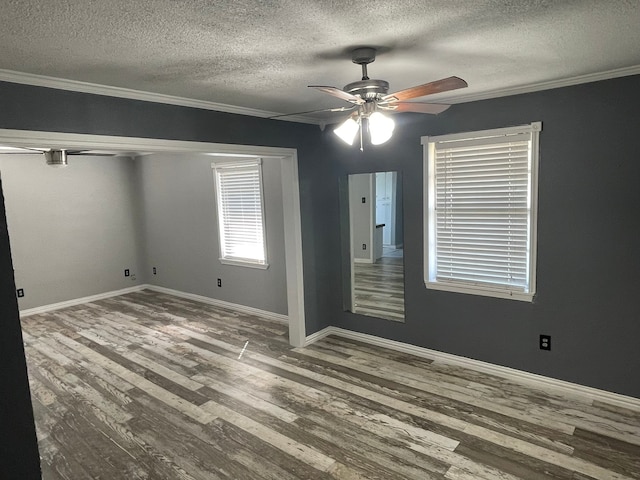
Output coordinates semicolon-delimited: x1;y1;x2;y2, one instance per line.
354;254;405;322
22;290;640;479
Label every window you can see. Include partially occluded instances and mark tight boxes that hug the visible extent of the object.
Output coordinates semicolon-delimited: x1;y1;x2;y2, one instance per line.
212;158;268;268
422;122;541;301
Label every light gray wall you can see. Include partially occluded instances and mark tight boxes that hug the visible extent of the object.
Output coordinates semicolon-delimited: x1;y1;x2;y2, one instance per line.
138;153;288;315
0;154;143;310
349;173;373;262
0;151;288;315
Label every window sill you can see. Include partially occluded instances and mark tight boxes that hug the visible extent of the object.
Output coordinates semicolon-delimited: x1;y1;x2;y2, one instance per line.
220;258;269;270
425;281;534;302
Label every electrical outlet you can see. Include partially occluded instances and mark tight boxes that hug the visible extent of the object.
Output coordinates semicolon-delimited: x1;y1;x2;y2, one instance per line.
153;267;157;275
362;243;367;250
16;288;24;298
217;278;222;287
124;269;130;277
540;335;551;351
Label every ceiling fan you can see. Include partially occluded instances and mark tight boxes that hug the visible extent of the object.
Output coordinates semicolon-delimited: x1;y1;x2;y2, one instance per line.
272;47;468;149
1;147;116;166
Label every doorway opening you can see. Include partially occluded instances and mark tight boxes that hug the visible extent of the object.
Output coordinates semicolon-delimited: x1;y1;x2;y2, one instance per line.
0;128;306;346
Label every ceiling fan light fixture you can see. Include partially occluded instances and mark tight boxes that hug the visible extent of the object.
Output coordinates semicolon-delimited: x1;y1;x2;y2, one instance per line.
334;117;360;145
44;149;68;167
368;112;395;145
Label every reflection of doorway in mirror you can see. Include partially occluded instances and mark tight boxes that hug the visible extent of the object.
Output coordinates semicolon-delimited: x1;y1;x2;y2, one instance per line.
376;171;395;247
375;171;403;264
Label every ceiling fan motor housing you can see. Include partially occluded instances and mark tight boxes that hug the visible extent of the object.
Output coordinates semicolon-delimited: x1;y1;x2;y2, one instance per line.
45;149;68;167
344;79;389;101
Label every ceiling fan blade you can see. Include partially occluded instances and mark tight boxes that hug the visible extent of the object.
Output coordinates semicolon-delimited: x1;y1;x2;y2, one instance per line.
268;105;356;119
0;152;38;154
386;102;451;114
1;147;115;157
308;85;364;104
68;152;115;156
383;76;468;102
0;146;45;154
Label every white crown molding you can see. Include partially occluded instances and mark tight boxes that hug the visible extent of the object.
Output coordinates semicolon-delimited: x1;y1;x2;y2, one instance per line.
2;65;639;124
305;327;640;412
0;69;318;125
438;65;640;105
145;285;288;324
19;285;147;317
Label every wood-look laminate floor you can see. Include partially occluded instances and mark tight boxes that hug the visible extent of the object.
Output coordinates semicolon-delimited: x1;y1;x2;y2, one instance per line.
21;290;640;479
354;256;405;322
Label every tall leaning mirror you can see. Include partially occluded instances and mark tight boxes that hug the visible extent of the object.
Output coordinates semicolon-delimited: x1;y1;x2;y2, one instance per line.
340;171;405;322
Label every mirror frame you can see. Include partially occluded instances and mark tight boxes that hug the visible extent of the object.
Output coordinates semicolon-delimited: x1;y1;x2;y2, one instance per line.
340;171;405;322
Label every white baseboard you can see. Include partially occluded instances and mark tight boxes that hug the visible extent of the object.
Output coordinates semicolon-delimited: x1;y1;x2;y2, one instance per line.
145;285;289;324
354;258;373;264
303;326;334;346
19;284;289;325
19;285;147;317
304;326;640;411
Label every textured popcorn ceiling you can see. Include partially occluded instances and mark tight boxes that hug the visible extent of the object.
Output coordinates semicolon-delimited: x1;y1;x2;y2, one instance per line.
1;0;640;118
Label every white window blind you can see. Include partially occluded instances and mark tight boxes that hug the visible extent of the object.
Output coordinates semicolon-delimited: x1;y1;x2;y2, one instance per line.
423;123;540;301
213;159;268;268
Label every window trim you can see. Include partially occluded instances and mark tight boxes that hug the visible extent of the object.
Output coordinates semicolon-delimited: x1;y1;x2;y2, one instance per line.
421;122;541;302
212;158;269;269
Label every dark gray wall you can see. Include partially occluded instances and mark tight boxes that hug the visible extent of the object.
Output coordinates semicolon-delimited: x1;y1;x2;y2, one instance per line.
330;75;640;398
3;75;638;479
0;80;338;334
0;154;144;310
138;153;287;314
0;176;41;479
